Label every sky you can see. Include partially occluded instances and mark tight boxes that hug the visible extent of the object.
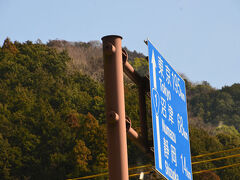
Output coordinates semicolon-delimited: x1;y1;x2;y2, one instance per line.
1;0;240;89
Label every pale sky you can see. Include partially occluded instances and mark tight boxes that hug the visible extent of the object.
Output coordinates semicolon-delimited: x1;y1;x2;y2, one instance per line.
1;0;240;89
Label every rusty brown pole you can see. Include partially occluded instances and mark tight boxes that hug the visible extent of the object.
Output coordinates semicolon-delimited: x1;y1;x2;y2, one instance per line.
126;117;153;158
122;51;149;150
102;35;129;180
122;50;149;149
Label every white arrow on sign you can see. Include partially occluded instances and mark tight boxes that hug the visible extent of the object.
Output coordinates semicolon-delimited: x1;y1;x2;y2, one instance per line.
151;50;157;89
156;115;162;170
151;50;162;170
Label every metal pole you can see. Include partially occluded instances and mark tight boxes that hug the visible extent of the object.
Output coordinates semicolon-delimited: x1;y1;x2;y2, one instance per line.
126;117;154;158
102;35;129;180
138;84;148;149
122;49;149;149
122;49;142;86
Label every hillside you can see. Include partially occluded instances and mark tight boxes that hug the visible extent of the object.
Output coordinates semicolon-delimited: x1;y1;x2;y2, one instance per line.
0;38;240;179
47;40;147;81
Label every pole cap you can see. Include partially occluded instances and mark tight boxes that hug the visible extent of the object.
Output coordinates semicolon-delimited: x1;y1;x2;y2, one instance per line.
101;35;122;41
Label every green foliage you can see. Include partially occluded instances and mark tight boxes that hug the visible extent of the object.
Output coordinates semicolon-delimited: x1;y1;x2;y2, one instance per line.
190;126;240;179
187;81;240;130
130;57;148;77
0;39;106;179
190;127;223;156
189;127;220;179
215;125;240;148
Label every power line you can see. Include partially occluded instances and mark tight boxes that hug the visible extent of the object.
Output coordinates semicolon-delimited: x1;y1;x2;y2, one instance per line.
66;172;108;180
193;162;240;174
129;164;152;171
192;147;240;159
67;164;152;180
67;147;240;180
67;161;240;179
192;153;240;165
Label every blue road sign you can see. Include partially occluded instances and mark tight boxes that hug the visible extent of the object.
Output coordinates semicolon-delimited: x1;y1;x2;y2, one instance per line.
148;40;192;180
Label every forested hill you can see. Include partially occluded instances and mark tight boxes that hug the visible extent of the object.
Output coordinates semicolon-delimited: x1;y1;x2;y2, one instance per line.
0;38;240;179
